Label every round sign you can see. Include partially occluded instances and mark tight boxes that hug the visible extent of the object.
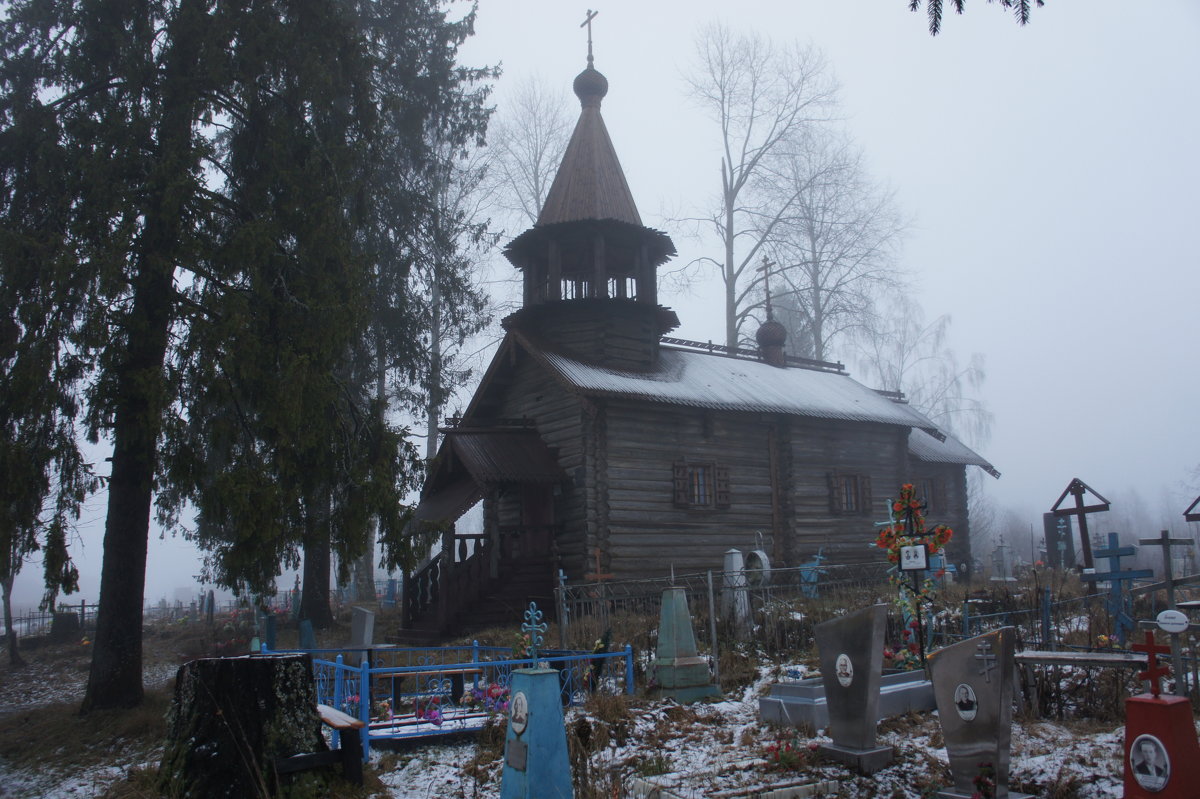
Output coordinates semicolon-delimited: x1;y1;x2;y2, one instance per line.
953;683;978;722
1156;609;1188;634
510;691;529;736
1130;733;1170;792
835;653;853;687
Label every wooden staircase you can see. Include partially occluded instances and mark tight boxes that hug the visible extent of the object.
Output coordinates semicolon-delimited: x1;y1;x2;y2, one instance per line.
395;526;558;643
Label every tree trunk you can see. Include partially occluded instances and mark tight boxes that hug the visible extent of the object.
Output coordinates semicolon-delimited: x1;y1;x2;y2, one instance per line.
158;654;329;798
724;193;738;350
82;0;204;712
1;575;23;667
300;491;333;629
351;537;375;603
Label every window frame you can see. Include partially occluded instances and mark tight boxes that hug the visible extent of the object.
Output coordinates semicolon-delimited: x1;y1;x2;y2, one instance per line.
673;460;731;509
828;472;872;516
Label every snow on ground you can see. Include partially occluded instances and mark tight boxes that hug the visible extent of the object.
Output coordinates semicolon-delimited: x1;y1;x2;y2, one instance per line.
0;654;1151;797
371;664;1130;798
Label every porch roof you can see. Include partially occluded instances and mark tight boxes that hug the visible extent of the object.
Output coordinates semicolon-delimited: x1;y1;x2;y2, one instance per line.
414;427;565;524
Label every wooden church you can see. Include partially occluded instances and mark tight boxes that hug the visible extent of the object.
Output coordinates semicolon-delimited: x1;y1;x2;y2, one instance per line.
403;54;996;636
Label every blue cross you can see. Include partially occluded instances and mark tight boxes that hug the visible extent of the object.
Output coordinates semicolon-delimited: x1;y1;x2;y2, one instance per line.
1085;532;1153;646
522;601;548;663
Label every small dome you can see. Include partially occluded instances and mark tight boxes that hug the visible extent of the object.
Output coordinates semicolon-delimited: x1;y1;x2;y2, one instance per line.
573;67;608;108
755;319;787;348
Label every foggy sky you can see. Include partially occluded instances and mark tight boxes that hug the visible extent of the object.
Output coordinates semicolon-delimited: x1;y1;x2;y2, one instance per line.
13;0;1199;609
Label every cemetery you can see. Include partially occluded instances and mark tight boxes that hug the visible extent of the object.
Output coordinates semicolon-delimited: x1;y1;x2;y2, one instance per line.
0;5;1196;799
1;484;1199;798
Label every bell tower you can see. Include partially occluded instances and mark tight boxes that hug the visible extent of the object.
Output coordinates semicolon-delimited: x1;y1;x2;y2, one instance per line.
503;36;678;370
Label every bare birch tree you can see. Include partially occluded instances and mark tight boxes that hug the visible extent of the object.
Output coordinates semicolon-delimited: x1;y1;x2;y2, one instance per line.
853;296;993;448
682;22;838;349
764;131;906;361
485;74;573;231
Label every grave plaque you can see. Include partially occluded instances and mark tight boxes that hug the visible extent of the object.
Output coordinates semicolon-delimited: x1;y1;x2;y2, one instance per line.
928;627;1031;799
814;604;893;773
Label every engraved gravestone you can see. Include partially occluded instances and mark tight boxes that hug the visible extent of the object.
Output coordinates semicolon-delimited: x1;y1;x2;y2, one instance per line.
350;606;374;648
928;627;1031;799
814;604;893;773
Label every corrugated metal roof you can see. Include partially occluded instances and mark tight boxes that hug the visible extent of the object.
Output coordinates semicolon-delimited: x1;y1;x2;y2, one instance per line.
908;426;996;472
444;428;564;485
535;345;937;430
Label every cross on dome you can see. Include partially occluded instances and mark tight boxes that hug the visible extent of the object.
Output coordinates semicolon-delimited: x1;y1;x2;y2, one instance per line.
581;9;599;68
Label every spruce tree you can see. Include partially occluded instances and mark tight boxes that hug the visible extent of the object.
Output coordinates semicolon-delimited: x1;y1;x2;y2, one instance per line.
0;0;493;709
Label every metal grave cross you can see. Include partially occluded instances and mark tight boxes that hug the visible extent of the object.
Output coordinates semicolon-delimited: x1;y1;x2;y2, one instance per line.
1084;532;1153;646
585;547;613;583
522;601;548;664
1139;530;1197;696
1131;630;1173;698
799;547;827;599
975;639;998;683
1139;530;1195;608
1050;477;1111;570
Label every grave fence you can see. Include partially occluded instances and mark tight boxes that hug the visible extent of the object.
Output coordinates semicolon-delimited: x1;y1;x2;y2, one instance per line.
556;562;893;662
557;562;1200;670
267;643;635;756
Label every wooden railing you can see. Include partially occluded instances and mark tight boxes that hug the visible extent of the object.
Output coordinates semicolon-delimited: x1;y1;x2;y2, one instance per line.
402;555;440;630
401;526;560;634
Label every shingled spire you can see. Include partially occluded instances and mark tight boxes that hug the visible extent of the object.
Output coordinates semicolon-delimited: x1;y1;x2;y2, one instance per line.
535;62;641;226
502;35;679;371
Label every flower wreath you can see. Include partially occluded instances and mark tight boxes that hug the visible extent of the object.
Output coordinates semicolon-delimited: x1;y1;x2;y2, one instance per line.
873;483;953;614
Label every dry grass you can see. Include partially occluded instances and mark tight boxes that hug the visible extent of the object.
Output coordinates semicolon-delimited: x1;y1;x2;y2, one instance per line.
0;684;171;772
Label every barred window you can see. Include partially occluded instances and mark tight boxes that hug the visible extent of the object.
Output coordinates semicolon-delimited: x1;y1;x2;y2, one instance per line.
673;461;731;509
829;473;872;515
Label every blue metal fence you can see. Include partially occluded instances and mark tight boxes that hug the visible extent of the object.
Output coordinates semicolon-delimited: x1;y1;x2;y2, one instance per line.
267;642;635;758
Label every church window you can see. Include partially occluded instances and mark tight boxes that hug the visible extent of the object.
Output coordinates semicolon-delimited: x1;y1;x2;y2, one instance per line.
673;461;731;509
916;478;938;513
829;473;871;515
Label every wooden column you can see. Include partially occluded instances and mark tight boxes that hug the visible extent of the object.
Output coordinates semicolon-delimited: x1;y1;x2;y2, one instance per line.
520;253;533;307
593;234;607;298
639;245;656;306
548;241;562;301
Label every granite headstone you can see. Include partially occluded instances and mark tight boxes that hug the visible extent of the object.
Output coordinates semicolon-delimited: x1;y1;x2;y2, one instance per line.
928;627;1031;799
814;604;893;773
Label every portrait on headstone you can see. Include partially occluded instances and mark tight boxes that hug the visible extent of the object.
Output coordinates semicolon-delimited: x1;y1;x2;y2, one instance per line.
1130;733;1169;792
836;653;854;687
953;683;977;722
510;691;529;735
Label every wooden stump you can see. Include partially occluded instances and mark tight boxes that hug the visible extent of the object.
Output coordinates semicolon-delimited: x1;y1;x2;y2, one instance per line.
158;654;330;798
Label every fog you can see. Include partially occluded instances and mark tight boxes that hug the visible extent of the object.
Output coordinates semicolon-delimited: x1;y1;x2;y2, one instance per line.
12;0;1199;611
